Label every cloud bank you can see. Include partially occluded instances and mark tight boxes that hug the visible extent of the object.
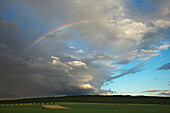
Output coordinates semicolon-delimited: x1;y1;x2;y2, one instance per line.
0;0;170;99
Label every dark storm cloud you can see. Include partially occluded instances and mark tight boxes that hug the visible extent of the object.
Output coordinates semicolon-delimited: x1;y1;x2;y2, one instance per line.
0;45;98;99
0;41;112;99
0;20;22;51
156;63;170;70
0;44;46;98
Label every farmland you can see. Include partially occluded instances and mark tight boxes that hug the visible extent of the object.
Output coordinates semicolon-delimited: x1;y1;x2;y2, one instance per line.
0;103;170;113
0;95;170;113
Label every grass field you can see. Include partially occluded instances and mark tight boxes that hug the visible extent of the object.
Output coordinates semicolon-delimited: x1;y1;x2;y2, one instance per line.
0;103;170;113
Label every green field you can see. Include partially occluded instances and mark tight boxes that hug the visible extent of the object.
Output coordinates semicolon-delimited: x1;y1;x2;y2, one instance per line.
1;103;170;113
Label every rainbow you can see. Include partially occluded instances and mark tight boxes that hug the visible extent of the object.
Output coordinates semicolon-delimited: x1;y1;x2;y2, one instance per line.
20;19;107;54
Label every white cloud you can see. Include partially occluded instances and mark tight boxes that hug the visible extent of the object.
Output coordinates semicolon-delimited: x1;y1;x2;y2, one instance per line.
76;49;84;53
140;49;159;53
79;84;94;89
101;92;113;95
136;49;160;60
153;19;170;28
67;61;88;68
117;18;147;41
159;44;170;50
51;56;60;64
161;91;170;95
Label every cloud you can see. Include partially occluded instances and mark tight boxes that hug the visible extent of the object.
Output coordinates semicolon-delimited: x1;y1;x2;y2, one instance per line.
140;49;159;53
67;61;88;68
139;27;170;50
98;54;119;60
101;92;113;95
156;63;170;70
76;49;84;53
0;48;93;98
46;32;73;41
116;59;131;65
143;89;168;92
111;62;145;79
159;44;170;50
0;42;112;98
159;91;170;96
0;20;22;51
0;20;18;31
142;89;170;96
154;19;170;28
136;49;160;60
79;84;94;90
10;0;169;62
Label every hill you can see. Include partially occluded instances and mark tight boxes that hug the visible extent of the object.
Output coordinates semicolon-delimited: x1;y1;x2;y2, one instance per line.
0;95;170;105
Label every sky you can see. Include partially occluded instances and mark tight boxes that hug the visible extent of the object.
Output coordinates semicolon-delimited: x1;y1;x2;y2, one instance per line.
0;0;170;99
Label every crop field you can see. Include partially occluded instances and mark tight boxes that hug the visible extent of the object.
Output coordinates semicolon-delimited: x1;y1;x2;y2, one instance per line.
1;103;170;113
